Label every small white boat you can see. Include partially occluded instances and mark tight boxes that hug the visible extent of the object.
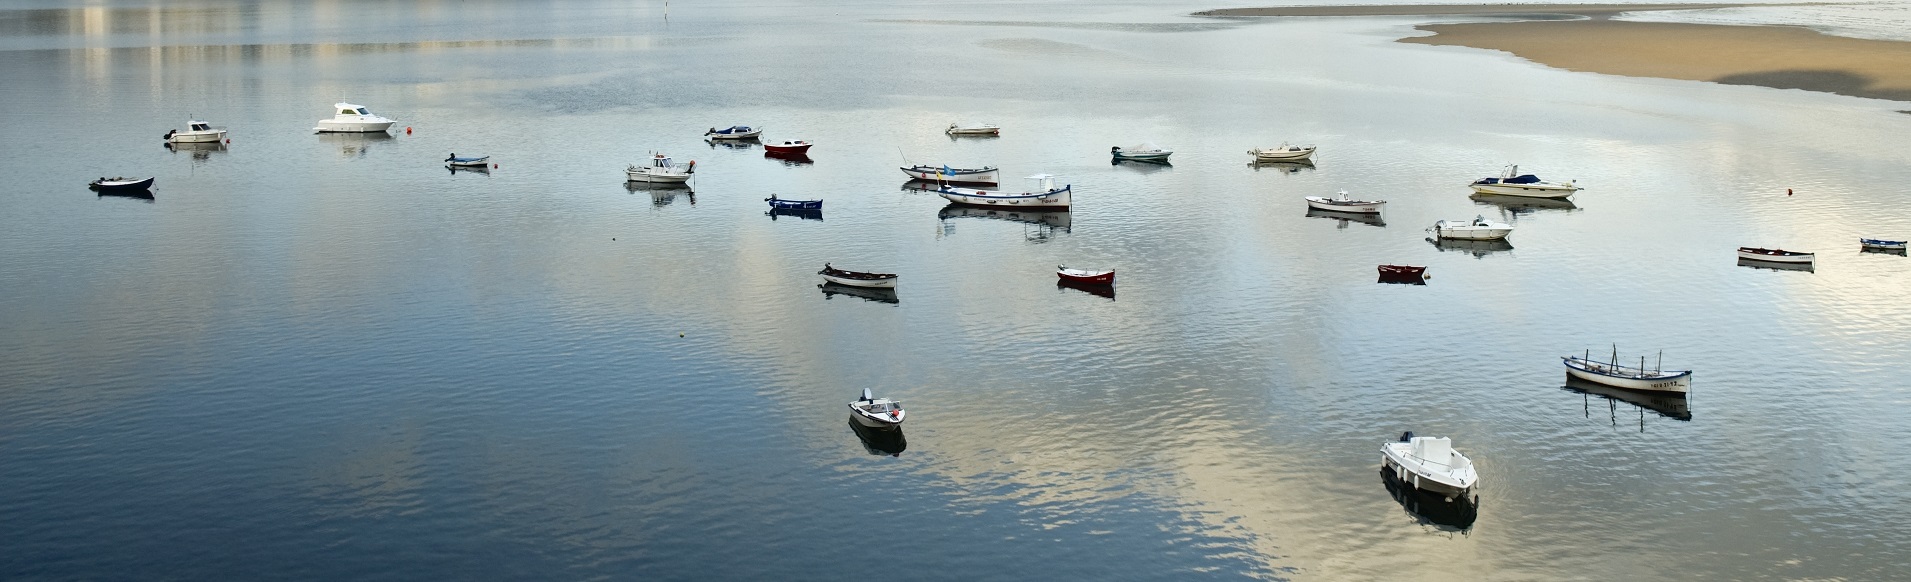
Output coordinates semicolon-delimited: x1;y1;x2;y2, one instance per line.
1381;432;1478;501
164;119;226;143
1249;143;1315;161
1563;348;1692;393
946;123;1000;136
819;263;898;288
314;102;396;133
1468;165;1580;198
1305;190;1385;214
1737;247;1813;264
705;125;761;140
936;175;1071;208
849;388;906;428
1860;238;1907;250
626;153;696;183
902;164;998;185
1111;143;1171;161
1430;215;1513;240
445;153;489;167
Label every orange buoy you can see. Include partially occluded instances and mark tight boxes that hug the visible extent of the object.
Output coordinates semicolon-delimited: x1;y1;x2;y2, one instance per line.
405;126;412;134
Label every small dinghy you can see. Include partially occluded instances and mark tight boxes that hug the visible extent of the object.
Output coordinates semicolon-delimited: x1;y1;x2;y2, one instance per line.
627;153;696;183
704;125;761;140
1430;215;1513;240
1057;265;1114;285
1377;264;1428;280
164;119;226;143
1381;432;1478;502
88;176;155;192
1563;347;1692;393
946;123;1000;136
1305;190;1385;214
901;164;998;185
1859;238;1906;250
1110;143;1172;161
937;174;1070;208
764;140;812;154
766;195;822;210
1248;143;1316;161
1468;164;1580;198
314;102;396;133
1737;247;1813;264
444;153;490;167
820;263;897;288
849;388;906;428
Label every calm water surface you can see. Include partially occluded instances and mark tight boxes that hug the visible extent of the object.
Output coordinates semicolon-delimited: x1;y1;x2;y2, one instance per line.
3;1;1910;580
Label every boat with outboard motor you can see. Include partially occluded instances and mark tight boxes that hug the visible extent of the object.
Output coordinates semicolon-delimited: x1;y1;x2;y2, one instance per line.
1563;347;1692;393
164;119;226;143
1381;432;1478;502
1737;247;1813;264
764;140;812;155
849;388;906;428
819;263;897;288
626;153;696;183
89;176;155;192
1378;264;1428;282
1110;143;1171;161
1430;215;1513;240
1305;190;1385;214
705;125;761;140
901;164;998;185
314;102;395;133
946;123;1000;136
936;174;1070;208
1249;143;1315;161
1468;164;1580;198
445;153;490;168
766;195;822;210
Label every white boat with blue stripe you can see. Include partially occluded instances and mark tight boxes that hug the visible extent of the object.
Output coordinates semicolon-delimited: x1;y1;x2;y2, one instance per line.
936;174;1070;208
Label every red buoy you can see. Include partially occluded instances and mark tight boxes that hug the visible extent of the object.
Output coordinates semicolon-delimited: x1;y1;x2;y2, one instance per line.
493;163;499;169
405;126;412;135
1787;188;1793;196
225;138;231;144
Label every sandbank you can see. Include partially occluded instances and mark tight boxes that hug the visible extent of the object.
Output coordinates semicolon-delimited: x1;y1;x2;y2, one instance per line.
1195;3;1752;18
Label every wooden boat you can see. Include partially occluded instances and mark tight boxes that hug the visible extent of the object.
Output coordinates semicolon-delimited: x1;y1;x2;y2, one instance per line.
88;176;154;192
444;154;490;167
1057;265;1114;285
627;153;695;183
1248;143;1316;161
849;388;906;428
766;195;822;210
314;102;395;133
1378;264;1427;279
1860;238;1907;250
819;263;897;288
901;164;998;184
946;123;1000;136
1381;432;1479;502
936;175;1070;208
763;140;812;154
1110;143;1172;161
704;125;761;140
1431;216;1513;240
1563;348;1692;393
1468;164;1580;198
164;119;226;143
1305;190;1385;214
1737;247;1813;264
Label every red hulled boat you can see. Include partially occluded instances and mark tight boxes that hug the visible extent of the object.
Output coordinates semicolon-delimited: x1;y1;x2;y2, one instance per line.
1057;265;1115;285
764;140;813;155
1378;265;1428;284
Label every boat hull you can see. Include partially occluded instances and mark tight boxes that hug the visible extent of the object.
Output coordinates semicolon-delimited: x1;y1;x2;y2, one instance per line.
1736;249;1813;263
447;157;490;167
706;129;761;140
1435;227;1513;240
1305;197;1383;213
946;128;999;136
1057;269;1114;285
314;120;395;133
901;166;998;184
937;185;1070;209
627;170;691;183
767;199;822;210
1380;444;1476;499
1250;148;1314;161
1860;239;1907;250
821;274;897;288
764;144;812;154
89;177;155;192
1468;183;1578;198
1112;152;1171;161
167;130;226;143
1563;358;1691;393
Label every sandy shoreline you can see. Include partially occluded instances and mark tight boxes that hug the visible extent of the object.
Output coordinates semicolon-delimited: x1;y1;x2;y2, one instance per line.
1199;3;1911;103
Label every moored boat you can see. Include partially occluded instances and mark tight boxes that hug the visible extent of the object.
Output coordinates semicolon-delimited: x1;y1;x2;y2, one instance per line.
1430;215;1513;240
946;123;1000;136
1057;265;1114;285
705;125;761;140
88;176;155;192
164;119;226;143
1468;164;1580;198
849;388;906;428
901;164;998;184
314;102;396;133
937;174;1070;208
766;195;822;210
1381;432;1478;502
820;263;898;288
1736;247;1813;264
627;153;696;183
1305;190;1385;214
764;140;812;154
1378;264;1427;280
1110;143;1171;161
1248;143;1316;161
1563;348;1692;393
1859;238;1907;250
444;153;490;167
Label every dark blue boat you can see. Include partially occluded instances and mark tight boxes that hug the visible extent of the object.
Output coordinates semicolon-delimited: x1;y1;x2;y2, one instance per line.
766;195;822;210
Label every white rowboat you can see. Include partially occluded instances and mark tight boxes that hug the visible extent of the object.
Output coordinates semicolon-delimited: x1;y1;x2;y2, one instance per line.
902;165;998;184
936;175;1070;208
1111;143;1171;161
1304;190;1385;214
946;123;1000;136
819;263;897;288
1563;349;1692;393
1737;247;1813;264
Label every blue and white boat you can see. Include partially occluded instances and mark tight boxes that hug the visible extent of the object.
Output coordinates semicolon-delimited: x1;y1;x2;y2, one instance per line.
1563;348;1691;393
705;125;761;140
936;174;1070;208
766;195;822;210
1860;238;1907;250
1469;164;1580;198
445;153;489;167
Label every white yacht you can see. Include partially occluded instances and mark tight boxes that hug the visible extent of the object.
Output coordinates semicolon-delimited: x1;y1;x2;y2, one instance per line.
314;102;396;133
1430;215;1513;240
164;119;226;143
1468;165;1581;198
626;153;696;183
1381;432;1478;502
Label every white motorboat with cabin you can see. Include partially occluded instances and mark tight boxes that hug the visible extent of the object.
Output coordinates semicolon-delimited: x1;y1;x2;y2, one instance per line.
1381;432;1478;501
164;119;226;143
314;102;396;133
1249;143;1316;161
705;125;762;140
1110;143;1172;161
902;164;998;185
626;153;696;183
819;263;898;288
1563;348;1692;393
1468;165;1581;198
936;175;1071;208
849;388;906;428
946;123;1000;136
1305;190;1385;214
1430;215;1513;240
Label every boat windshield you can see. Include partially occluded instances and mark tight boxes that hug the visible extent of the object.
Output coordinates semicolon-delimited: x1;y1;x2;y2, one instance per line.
355;107;370;115
190;123;208;131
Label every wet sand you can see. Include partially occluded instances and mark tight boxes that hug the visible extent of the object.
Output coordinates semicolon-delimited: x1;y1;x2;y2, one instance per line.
1196;3;1751;17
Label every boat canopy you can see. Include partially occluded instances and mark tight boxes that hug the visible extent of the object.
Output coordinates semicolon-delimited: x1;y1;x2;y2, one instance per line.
1503;174;1541;184
1411;437;1452;464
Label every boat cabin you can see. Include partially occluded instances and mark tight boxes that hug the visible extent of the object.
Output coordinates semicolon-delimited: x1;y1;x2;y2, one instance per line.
189;121;211;131
336;104;372;116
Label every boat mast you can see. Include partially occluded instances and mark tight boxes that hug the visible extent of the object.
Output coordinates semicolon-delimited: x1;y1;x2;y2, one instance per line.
1657;350;1663;374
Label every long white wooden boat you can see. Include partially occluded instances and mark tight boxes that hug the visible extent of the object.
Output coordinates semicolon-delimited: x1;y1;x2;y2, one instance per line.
1468;165;1580;198
819;263;897;288
1381;432;1478;501
1249;143;1316;161
1430;215;1513;240
1564;349;1692;393
1305;190;1385;214
314;102;395;133
937;174;1070;208
901;164;998;184
445;154;489;167
627;153;695;183
165;119;226;143
1860;238;1907;250
849;388;906;428
1110;143;1171;161
946;123;1000;136
1737;247;1813;264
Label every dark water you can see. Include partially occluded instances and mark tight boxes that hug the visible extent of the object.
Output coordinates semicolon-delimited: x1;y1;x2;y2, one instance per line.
4;1;1911;579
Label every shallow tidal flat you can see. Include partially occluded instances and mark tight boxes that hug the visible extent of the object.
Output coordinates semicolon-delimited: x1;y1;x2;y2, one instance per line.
1204;3;1911;103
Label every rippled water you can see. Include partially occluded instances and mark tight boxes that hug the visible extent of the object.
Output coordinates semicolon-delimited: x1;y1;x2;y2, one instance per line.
3;1;1910;580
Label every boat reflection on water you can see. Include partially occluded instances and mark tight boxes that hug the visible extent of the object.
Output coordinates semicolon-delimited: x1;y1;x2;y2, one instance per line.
848;418;907;457
163;140;226;161
447;164;491;176
97;189;155;202
318;131;392;158
1306;208;1385;228
1737;257;1814;273
1470;193;1577;213
705;138;757;150
1112;157;1172;171
1860;246;1907;256
765;151;813;166
937;205;1072;231
1380;468;1478;532
1250;159;1315;174
902;179;994;194
1427;236;1513;257
1564;377;1692;423
1057;278;1115;300
767;207;823;221
625;181;695;207
819;283;898;304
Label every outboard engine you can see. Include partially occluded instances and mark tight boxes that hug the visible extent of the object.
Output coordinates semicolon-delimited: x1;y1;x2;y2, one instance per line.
860;388;873;402
1109;146;1121;154
1399;431;1415;442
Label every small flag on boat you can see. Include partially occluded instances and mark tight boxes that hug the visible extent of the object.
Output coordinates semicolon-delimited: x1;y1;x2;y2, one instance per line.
942;165;953;179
